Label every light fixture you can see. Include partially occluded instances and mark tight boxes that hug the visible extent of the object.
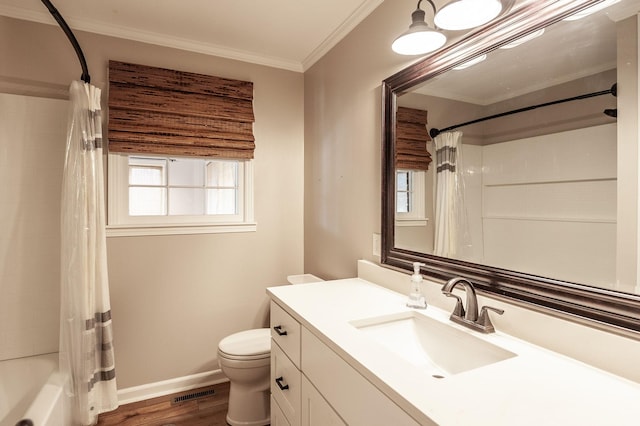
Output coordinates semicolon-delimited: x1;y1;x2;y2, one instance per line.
434;0;503;31
452;54;487;70
392;0;447;55
499;28;545;49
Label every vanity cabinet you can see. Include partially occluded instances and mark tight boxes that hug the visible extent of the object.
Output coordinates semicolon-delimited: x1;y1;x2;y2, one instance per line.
269;300;420;426
270;301;302;425
301;375;346;426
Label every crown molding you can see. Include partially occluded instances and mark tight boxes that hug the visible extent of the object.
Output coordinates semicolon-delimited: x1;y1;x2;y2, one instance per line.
1;1;385;74
0;4;303;72
302;0;384;71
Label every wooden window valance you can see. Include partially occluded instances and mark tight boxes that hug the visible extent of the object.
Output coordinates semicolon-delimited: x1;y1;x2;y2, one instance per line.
108;61;255;160
396;107;431;170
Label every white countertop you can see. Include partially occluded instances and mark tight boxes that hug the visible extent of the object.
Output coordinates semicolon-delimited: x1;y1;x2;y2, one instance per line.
267;278;640;426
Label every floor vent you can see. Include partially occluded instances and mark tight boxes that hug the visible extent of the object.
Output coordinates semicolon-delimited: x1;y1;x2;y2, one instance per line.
172;388;215;404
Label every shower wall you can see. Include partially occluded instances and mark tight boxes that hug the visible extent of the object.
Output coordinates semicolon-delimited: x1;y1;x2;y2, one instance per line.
479;123;617;287
0;93;68;361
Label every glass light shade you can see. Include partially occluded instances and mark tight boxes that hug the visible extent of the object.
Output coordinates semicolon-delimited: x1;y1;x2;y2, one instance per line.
392;28;447;55
434;0;503;31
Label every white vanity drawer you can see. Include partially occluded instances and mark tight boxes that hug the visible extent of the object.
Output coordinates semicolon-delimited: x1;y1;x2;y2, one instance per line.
270;300;301;367
271;342;301;425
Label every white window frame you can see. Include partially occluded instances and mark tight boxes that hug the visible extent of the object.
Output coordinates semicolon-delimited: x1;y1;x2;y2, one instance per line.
396;169;427;227
107;153;256;237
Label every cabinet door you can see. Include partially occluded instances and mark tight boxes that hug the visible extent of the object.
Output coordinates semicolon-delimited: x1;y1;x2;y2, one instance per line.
301;376;346;426
301;328;423;426
271;396;292;426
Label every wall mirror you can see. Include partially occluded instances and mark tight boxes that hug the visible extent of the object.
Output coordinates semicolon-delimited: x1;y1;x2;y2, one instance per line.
382;0;640;336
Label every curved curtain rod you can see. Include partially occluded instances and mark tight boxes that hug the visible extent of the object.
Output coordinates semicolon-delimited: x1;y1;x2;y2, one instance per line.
429;83;617;139
41;0;90;83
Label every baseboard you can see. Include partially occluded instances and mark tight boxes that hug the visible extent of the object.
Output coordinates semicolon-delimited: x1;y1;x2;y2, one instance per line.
117;369;229;405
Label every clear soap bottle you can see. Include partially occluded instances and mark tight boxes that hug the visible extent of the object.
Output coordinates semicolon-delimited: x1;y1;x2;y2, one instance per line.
406;262;427;309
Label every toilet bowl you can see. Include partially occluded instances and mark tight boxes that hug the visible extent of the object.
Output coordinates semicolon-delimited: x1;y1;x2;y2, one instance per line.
218;328;271;426
218;274;323;425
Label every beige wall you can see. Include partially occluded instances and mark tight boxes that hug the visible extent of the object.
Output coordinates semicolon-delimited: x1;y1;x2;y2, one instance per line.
0;16;304;388
304;0;417;279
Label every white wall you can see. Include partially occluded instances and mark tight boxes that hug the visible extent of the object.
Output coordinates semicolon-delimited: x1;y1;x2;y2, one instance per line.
0;93;67;361
616;15;639;293
460;144;484;264
481;124;617;287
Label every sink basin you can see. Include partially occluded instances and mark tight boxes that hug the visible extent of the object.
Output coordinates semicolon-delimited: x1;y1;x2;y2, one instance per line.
351;311;516;378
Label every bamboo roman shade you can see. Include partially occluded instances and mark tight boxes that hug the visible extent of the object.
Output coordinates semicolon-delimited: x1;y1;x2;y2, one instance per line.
108;61;255;159
396;107;432;170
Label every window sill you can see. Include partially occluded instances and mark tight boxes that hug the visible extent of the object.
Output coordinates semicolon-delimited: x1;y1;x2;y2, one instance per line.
106;222;257;237
395;219;428;227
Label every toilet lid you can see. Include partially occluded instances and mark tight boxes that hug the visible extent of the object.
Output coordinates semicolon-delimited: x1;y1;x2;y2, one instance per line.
218;328;271;358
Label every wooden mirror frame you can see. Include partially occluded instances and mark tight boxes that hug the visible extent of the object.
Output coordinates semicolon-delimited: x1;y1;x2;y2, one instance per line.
381;0;640;337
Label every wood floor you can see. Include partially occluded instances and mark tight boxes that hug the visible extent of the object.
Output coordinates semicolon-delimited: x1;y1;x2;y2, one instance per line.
97;382;231;426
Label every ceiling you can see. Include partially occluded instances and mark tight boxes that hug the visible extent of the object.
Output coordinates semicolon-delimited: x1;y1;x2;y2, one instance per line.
0;0;384;72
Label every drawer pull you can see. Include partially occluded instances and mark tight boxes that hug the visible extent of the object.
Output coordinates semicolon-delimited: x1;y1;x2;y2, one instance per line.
275;376;289;390
273;325;288;336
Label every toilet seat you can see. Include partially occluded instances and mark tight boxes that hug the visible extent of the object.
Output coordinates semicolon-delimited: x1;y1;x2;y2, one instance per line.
218;328;271;361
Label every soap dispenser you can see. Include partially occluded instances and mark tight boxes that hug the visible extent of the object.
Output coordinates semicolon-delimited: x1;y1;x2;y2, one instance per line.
406;262;427;309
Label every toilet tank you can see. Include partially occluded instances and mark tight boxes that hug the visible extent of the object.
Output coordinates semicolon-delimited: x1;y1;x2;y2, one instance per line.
286;274;324;285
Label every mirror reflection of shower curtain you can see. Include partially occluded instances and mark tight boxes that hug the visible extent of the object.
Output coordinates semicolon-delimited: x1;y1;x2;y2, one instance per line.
433;131;472;258
60;81;118;425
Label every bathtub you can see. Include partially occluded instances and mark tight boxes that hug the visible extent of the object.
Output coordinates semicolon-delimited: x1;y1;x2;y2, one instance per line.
0;353;70;426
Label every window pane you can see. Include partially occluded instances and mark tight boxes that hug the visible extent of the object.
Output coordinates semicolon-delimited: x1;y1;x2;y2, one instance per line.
207;189;237;214
169;158;205;186
129;157;166;185
129;187;167;215
169;188;205;215
206;161;238;187
397;192;409;213
397;171;409;191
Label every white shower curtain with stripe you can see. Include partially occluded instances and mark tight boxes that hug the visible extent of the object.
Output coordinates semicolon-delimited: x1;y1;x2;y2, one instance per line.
60;81;118;425
433;131;471;258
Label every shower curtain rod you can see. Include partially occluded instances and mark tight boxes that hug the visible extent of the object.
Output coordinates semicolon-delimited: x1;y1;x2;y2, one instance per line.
41;0;90;83
429;83;617;139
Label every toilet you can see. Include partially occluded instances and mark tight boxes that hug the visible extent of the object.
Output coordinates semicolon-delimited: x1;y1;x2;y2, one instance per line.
218;274;323;426
218;328;271;426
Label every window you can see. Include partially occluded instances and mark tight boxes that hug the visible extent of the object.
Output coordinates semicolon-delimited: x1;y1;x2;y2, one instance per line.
108;153;255;236
396;169;426;226
106;61;256;236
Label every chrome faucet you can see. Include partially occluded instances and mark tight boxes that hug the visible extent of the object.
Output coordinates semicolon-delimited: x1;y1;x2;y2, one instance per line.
442;277;504;333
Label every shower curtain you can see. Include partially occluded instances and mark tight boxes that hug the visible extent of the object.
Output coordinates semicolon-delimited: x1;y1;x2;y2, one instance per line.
60;81;118;425
433;131;471;258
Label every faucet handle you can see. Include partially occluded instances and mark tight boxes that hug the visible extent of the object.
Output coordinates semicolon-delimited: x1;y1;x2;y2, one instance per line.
478;305;504;333
444;292;465;318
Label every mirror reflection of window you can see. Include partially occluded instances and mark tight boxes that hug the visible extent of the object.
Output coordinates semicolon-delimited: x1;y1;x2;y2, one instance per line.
395;170;426;222
396;170;411;214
